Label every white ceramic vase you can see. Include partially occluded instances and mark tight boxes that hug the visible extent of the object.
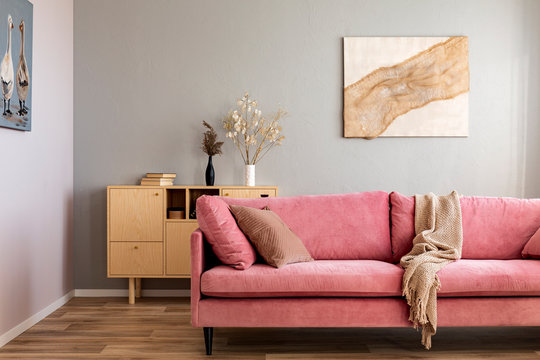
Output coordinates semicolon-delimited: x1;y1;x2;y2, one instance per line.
244;164;255;186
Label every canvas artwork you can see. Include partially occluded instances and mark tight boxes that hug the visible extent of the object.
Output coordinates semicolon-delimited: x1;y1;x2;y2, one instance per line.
343;37;469;139
0;0;32;131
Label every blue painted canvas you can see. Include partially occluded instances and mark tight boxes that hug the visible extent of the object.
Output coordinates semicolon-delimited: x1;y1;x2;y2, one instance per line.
0;0;32;131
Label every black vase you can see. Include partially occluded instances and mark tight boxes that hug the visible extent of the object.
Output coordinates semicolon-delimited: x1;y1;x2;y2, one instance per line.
205;156;215;186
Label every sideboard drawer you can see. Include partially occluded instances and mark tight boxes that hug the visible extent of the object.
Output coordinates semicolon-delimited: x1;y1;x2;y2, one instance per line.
109;242;163;276
221;188;277;198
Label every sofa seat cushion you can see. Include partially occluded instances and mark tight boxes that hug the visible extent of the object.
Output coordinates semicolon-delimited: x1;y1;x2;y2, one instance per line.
201;260;403;298
437;259;540;297
201;259;540;298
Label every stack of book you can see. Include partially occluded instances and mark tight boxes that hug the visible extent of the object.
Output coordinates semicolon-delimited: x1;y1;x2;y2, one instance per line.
140;173;176;186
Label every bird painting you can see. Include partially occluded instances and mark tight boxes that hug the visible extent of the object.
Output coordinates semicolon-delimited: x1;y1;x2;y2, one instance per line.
1;14;14;116
0;0;33;132
16;18;29;116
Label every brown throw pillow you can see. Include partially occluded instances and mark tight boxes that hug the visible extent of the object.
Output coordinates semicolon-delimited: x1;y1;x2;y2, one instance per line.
523;227;540;259
229;205;313;268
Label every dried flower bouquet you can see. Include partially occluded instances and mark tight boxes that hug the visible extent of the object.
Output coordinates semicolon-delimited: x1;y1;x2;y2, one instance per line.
201;121;223;156
223;93;285;165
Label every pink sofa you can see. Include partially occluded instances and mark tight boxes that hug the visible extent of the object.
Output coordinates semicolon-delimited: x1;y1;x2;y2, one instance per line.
191;191;540;354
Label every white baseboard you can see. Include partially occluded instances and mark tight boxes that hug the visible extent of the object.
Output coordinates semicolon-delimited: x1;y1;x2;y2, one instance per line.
0;289;75;348
74;289;191;297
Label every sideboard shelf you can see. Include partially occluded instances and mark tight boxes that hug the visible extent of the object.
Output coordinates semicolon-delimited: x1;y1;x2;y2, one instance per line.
107;185;278;304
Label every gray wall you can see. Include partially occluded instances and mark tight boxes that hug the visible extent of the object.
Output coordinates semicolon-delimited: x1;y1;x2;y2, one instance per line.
74;0;540;290
0;0;73;340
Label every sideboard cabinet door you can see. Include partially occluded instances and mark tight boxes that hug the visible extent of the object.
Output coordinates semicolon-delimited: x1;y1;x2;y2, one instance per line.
109;188;164;242
166;222;199;276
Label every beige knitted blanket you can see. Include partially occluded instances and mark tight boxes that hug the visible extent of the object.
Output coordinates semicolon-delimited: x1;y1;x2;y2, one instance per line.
400;191;463;349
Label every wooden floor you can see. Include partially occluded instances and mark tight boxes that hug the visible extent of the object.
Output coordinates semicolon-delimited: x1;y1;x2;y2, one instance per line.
1;297;540;359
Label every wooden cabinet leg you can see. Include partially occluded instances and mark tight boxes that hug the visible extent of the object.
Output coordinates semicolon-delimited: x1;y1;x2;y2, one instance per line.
135;278;142;298
128;278;135;305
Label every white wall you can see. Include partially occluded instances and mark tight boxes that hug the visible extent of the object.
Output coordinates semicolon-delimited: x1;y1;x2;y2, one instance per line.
0;0;73;340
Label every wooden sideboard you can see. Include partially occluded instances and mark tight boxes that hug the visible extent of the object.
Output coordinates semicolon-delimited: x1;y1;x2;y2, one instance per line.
107;185;278;304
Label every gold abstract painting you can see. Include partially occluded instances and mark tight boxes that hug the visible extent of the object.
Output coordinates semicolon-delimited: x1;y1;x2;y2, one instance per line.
344;37;469;139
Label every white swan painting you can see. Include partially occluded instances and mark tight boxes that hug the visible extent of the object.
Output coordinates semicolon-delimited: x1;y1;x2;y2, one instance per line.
0;0;32;131
16;19;29;116
1;14;14;116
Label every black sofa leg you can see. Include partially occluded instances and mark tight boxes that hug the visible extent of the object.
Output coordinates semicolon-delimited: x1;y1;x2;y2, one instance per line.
203;327;213;355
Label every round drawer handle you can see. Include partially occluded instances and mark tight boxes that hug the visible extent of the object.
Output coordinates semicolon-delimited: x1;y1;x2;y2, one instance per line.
134;246;139;250
224;193;229;196
154;193;159;196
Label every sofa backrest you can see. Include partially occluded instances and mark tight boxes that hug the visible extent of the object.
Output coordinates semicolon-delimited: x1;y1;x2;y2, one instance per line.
222;191;392;261
390;192;540;262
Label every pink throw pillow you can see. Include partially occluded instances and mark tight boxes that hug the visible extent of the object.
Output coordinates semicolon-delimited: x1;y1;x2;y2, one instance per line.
523;228;540;259
196;195;257;270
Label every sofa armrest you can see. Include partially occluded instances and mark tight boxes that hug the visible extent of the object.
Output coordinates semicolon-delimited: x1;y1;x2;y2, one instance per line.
191;228;205;327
